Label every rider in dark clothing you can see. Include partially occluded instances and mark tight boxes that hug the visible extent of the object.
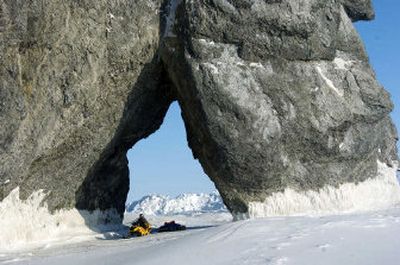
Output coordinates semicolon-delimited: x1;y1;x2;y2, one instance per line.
132;214;150;229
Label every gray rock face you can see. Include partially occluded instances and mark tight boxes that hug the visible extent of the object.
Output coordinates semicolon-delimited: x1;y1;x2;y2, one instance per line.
0;0;398;222
0;0;172;220
161;0;398;214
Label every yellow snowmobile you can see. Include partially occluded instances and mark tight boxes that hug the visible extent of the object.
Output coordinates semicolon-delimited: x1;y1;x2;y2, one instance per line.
127;214;151;237
129;224;151;237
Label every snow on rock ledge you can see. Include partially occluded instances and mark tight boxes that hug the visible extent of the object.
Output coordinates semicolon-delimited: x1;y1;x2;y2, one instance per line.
0;187;121;252
247;161;400;218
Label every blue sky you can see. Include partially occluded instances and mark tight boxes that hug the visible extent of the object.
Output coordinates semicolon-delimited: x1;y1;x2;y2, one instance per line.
126;101;213;202
126;1;399;202
355;1;399;142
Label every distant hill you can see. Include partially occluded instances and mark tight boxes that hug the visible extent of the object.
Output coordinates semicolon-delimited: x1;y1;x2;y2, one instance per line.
125;192;228;216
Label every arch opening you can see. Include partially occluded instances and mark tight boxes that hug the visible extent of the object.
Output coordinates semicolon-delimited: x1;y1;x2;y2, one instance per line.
123;101;229;223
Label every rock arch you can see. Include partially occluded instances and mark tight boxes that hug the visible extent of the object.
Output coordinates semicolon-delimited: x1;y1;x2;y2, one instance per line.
0;0;398;228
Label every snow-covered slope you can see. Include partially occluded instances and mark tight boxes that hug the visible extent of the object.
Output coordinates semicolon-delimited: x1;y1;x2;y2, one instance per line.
125;192;227;215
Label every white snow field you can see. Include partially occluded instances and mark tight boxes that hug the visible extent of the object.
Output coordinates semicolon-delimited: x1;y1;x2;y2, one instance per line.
1;169;400;264
1;207;400;264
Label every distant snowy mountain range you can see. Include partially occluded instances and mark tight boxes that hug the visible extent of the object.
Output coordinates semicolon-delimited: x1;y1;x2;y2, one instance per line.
125;192;228;215
126;170;400;216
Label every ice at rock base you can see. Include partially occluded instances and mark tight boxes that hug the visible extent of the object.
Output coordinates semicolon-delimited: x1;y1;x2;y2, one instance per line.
0;187;121;252
248;160;400;218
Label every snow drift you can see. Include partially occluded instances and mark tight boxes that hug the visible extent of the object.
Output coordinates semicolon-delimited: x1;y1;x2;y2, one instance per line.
125;192;227;216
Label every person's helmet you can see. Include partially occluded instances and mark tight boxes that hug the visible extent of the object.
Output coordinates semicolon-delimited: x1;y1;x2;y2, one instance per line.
139;214;144;218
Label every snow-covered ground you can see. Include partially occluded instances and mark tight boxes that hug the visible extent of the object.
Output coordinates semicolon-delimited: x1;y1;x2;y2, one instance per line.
2;176;400;265
2;207;400;265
